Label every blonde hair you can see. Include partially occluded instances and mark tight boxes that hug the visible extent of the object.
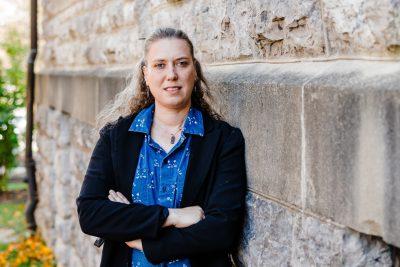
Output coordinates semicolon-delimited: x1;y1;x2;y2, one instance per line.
96;27;222;132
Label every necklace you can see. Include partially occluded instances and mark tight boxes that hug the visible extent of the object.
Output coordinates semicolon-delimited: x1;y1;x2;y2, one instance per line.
153;116;186;144
170;126;183;144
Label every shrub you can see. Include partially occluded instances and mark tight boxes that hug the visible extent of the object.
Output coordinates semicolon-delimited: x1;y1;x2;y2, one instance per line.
0;232;56;267
0;28;27;191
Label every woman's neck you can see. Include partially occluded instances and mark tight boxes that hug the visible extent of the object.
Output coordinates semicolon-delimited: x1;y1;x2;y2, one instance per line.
153;102;191;128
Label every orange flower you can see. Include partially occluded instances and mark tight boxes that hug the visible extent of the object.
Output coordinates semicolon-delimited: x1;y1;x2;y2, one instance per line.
0;232;56;266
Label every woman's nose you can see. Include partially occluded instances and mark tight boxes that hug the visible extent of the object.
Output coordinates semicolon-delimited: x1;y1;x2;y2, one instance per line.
166;64;178;80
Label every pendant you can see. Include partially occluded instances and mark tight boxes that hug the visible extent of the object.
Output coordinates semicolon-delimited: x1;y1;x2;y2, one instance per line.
170;135;175;144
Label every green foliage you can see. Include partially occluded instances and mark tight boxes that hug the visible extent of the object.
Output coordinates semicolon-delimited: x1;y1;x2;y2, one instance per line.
7;181;28;191
0;202;27;236
0;28;28;191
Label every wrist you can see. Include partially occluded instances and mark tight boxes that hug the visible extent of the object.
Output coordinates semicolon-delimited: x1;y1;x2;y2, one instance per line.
126;239;142;251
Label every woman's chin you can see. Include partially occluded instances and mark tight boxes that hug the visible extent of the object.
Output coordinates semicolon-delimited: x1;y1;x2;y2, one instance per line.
155;98;191;110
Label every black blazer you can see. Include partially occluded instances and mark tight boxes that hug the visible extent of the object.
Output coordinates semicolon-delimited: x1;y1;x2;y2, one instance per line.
76;109;247;267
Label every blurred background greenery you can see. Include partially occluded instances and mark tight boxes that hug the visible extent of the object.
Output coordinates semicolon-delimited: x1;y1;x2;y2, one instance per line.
0;28;27;192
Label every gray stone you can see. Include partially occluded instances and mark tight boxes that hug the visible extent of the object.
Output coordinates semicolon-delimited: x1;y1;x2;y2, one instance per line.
68;249;84;267
73;233;92;266
72;119;97;151
54;149;72;186
304;60;400;247
54;176;74;219
35;105;49;133
69;147;90;182
56;112;72;147
36;136;56;164
238;192;394;266
55;217;73;244
292;214;343;266
46;109;62;139
36;212;57;248
37;166;57;211
238;193;293;266
54;237;71;267
342;231;393;267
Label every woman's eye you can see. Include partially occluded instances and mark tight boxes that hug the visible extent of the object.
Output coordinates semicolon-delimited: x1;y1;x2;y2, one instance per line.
155;63;165;69
177;61;188;67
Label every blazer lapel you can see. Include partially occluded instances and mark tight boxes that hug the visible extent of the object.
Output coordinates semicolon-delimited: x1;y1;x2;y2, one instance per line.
181;113;221;207
117;122;144;201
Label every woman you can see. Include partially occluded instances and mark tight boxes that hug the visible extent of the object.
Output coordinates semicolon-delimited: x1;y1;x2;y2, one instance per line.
76;27;247;267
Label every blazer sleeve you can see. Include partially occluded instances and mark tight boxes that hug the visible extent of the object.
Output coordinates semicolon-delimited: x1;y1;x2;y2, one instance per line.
142;127;247;264
76;124;166;242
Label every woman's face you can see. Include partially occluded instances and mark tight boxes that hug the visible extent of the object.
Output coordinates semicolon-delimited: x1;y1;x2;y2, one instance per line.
143;38;197;110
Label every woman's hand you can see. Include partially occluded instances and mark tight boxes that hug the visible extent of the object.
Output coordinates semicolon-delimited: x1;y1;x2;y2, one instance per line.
108;189;130;204
108;190;205;228
108;190;142;250
165;206;205;228
107;190;205;249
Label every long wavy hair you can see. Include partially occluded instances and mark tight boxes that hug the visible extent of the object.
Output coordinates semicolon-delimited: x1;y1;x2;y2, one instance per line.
96;27;222;132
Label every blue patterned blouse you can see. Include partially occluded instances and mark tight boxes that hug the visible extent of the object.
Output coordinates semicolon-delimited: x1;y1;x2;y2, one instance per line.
128;103;204;267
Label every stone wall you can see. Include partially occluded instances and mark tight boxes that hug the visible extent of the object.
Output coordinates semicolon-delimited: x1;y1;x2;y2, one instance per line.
34;0;400;266
35;105;100;267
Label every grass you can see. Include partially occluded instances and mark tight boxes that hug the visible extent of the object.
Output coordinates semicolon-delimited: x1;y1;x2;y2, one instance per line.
0;202;27;235
0;202;28;253
0;243;8;252
7;182;28;191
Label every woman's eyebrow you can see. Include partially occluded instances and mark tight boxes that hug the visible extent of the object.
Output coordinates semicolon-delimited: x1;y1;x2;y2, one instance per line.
174;57;190;61
151;57;190;62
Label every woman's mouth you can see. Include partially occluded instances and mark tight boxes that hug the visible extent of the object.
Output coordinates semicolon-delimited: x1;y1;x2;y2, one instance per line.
164;86;182;92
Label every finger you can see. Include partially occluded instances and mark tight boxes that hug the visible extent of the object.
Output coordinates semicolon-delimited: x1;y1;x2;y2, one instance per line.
109;193;119;202
108;194;117;202
109;190;118;200
114;192;127;204
115;191;128;201
110;190;122;202
116;192;130;204
109;190;128;204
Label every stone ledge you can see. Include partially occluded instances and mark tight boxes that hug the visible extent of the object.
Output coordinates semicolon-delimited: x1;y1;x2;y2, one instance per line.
35;60;400;247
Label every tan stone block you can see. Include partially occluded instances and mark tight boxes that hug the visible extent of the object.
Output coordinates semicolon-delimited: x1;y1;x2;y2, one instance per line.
304;60;400;247
321;0;400;57
206;62;329;206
